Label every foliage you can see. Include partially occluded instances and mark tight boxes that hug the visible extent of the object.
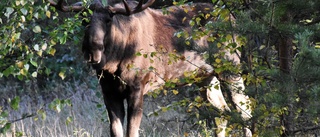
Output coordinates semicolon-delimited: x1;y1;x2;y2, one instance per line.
149;0;320;136
0;0;84;82
0;0;90;135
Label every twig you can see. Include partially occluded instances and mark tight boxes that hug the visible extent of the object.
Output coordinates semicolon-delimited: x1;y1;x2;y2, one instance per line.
8;113;36;124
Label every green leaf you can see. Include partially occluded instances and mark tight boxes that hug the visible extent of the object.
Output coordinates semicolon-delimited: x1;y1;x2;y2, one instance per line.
30;59;38;67
101;0;108;7
150;52;157;57
45;68;51;76
135;52;142;56
189;20;195;27
3;66;14;77
10;96;20;110
0;123;11;134
97;104;103;108
59;32;67;44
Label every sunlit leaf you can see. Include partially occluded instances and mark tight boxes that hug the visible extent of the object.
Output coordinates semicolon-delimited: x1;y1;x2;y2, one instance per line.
46;10;51;18
33;12;39;19
215;58;221;63
3;66;14;77
16;61;24;69
226;34;233;41
31;72;37;77
20;68;28;76
48;48;56;55
59;71;66;80
10;96;20;110
42;43;47;50
217;43;222;48
34;44;39;51
66;116;73;125
172;90;179;95
37;51;43;56
16;1;20;6
33;25;41;33
5;7;14;18
20;15;25;22
161;107;168;112
20;8;28;15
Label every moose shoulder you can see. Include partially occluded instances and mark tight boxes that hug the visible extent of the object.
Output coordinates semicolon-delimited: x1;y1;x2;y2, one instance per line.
50;0;252;136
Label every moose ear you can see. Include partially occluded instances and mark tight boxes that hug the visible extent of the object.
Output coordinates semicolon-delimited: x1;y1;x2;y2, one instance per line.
107;6;117;17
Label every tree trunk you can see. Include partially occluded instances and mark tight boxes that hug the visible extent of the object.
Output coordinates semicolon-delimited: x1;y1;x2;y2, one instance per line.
279;38;292;74
279;37;294;137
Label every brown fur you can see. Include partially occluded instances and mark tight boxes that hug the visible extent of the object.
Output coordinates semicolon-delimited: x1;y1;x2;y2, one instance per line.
82;1;249;137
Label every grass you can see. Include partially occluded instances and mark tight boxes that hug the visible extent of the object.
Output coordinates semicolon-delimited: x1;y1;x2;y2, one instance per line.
2;78;319;137
1;79;108;137
0;77;203;137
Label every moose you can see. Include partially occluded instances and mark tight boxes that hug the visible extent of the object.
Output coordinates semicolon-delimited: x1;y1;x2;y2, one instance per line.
49;0;252;136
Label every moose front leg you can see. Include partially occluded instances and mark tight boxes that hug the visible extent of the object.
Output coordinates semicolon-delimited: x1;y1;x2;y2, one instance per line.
104;95;125;137
126;85;144;137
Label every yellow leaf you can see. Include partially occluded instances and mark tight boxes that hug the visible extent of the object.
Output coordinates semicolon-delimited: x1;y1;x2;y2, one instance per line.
20;68;28;76
183;8;188;13
172;90;179;95
226;34;233;41
161;107;167;112
49;48;56;55
163;90;167;96
195;103;202;108
215;58;221;63
59;71;66;80
16;61;24;69
46;11;51;18
182;17;187;23
37;51;42;56
217;43;222;48
205;13;210;19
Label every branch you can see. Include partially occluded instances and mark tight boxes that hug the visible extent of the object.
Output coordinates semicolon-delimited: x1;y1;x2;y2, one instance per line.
292;125;320;134
8;113;36;124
